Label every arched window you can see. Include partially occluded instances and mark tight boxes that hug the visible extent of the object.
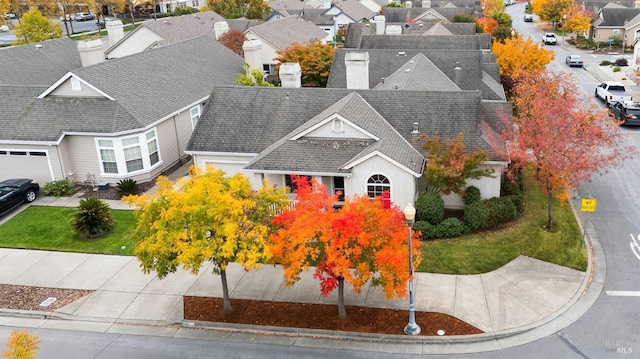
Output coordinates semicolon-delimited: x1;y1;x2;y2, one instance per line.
367;174;390;199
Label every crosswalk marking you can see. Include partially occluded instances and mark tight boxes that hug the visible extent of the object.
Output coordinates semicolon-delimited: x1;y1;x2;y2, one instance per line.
606;291;640;296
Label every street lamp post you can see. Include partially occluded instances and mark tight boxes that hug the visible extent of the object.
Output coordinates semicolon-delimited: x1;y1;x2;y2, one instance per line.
333;16;337;49
403;203;420;336
561;15;566;46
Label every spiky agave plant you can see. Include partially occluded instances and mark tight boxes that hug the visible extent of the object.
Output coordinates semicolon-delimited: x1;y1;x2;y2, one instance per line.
70;198;114;238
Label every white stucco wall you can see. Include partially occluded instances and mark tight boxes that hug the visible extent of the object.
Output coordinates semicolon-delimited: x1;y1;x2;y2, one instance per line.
106;27;164;59
349;154;417;208
440;162;505;209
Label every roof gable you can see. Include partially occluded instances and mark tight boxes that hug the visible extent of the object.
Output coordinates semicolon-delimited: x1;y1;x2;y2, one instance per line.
373;53;460;91
244;16;330;49
294;113;379;140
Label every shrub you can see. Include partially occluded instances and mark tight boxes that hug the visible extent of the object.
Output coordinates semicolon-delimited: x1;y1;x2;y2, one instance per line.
70;198;114;239
437;218;464;238
416;192;444;225
174;6;198;16
463;202;485;233
116;178;139;198
414;221;436;239
480;197;517;230
43;179;76;197
599;60;613;66
505;194;525;213
613;66;621;73
501;178;521;197
615;58;628;66
462;186;481;205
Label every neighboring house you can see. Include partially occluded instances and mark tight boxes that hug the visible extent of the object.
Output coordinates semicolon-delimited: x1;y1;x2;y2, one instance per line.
264;0;314;21
590;3;640;49
284;9;354;43
327;49;505;100
243;16;329;75
0;36;245;186
105;11;226;59
157;0;208;13
185;84;509;209
383;5;477;23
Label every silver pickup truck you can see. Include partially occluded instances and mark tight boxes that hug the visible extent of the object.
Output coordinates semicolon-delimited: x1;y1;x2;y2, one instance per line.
595;81;633;106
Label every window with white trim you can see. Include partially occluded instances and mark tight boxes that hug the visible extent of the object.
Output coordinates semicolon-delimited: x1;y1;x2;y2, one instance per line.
190;105;200;129
367;174;390;198
96;129;161;176
146;129;159;166
332;118;344;132
122;136;143;172
98;139;118;174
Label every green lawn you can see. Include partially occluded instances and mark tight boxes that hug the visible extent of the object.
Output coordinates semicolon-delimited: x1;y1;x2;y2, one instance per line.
0;181;587;273
0;206;136;255
417;183;588;274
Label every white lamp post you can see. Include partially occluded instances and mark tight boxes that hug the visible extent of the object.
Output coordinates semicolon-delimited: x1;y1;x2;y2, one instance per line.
562;14;566;46
403;203;420;335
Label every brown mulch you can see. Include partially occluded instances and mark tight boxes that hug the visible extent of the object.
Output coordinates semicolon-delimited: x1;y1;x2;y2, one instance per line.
0;284;92;312
184;296;484;336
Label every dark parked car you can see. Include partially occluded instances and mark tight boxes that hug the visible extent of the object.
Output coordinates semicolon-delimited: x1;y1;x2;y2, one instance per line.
0;179;39;216
609;101;640;126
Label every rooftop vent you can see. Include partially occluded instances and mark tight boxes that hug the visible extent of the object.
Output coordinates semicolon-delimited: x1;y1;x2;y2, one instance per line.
393;84;398;90
418;23;423;27
412;122;419;134
34;44;44;49
397;51;406;56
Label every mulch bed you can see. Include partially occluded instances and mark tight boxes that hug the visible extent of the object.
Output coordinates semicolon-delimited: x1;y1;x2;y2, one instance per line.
0;284;92;312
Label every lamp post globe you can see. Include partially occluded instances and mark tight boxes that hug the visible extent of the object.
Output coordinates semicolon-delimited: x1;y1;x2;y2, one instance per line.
403;203;420;335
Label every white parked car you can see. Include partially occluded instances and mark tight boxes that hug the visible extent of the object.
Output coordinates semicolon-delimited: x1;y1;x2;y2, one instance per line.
0;25;9;32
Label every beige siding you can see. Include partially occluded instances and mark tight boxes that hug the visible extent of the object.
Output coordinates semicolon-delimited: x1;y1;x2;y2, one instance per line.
64;135;103;184
48;78;105;98
106;28;165;59
174;109;197;156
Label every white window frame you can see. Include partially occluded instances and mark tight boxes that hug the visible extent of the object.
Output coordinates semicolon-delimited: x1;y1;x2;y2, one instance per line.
332;118;344;132
146;129;160;166
367;174;390;199
95;128;162;176
613;29;620;35
122;136;144;173
190;105;201;130
98;139;118;174
71;77;81;91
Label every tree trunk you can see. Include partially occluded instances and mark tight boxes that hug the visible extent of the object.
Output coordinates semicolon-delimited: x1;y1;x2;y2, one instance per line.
220;269;232;314
547;191;553;230
337;277;346;319
129;7;136;25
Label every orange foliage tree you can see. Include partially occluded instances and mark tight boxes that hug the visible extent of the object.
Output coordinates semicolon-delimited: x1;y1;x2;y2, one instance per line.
492;34;554;92
274;40;334;87
476;17;499;34
562;2;593;35
270;176;421;319
4;329;40;359
420;132;494;195
482;71;635;229
218;29;247;57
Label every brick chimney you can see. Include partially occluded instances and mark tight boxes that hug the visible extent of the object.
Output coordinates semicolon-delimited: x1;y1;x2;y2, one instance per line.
345;52;369;90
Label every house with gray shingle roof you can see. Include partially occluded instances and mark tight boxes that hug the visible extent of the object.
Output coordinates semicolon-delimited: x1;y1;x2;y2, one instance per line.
105;11;226;59
590;3;640;49
244;16;329;75
0;36;245;186
185;85;509;209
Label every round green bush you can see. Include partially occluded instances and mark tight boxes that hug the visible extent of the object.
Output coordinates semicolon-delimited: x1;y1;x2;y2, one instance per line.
416;192;444;225
463;202;485;233
462;186;481;205
437;218;464;238
480;197;517;230
413;221;436;240
505;194;524;213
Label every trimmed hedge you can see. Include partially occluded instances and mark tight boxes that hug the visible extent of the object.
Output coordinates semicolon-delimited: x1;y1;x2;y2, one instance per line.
414;218;464;240
463;202;485;233
416;192;444;225
462;186;481;205
479;197;517;230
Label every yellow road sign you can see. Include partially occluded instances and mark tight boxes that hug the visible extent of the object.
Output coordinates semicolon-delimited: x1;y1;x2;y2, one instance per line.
581;198;597;212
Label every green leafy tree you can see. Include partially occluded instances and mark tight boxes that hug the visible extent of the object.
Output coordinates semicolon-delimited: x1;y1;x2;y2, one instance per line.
236;63;274;87
207;0;270;19
452;14;475;23
124;166;289;314
489;11;512;28
275;41;334;87
419;132;494;195
13;8;63;45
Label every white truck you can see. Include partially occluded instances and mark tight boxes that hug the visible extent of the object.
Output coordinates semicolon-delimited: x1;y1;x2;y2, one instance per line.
542;33;557;45
595;81;633;106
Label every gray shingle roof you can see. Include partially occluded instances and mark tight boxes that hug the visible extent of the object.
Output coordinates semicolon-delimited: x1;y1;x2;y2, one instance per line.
135;12;225;43
0;86;47;139
358;34;491;50
246;92;424;173
343;22;477;47
69;36;245;128
0;38;82;87
333;0;377;21
286;9;335;24
594;3;640;26
245;16;330;49
327;49;500;99
187;86;506;161
267;0;314;11
372;53;460;91
383;7;475;22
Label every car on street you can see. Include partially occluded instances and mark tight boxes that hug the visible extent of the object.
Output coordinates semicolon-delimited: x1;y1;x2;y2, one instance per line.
566;55;583;67
75;12;94;21
0;179;39;216
3;13;16;19
542;33;557;45
609;101;640;126
0;25;9;32
523;14;533;22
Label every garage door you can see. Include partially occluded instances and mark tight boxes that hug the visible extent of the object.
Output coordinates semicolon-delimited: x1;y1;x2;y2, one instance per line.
0;149;53;184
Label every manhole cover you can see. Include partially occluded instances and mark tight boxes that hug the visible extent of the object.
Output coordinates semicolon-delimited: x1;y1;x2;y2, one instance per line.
40;297;57;307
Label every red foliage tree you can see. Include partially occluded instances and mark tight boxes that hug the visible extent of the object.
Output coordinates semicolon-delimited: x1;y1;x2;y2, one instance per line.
270;176;421;318
482;71;636;229
218;29;247;58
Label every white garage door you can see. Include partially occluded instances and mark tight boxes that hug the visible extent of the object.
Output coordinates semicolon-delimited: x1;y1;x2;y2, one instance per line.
0;149;53;184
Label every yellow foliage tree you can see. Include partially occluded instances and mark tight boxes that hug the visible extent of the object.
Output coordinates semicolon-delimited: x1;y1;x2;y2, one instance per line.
4;329;40;359
482;0;504;15
562;2;592;35
124;166;289;314
492;35;555;80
